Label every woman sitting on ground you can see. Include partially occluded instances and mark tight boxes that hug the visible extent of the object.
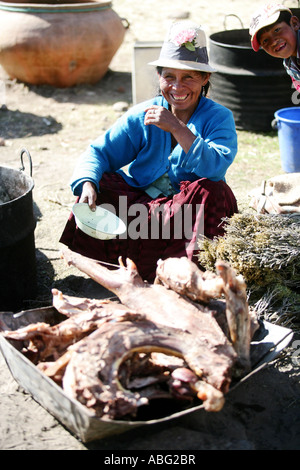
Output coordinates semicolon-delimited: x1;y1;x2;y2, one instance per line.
60;21;238;282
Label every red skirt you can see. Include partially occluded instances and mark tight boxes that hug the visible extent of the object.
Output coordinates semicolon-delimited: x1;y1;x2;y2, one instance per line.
60;173;238;282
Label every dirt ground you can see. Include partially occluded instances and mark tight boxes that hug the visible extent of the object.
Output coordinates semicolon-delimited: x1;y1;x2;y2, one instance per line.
0;0;300;451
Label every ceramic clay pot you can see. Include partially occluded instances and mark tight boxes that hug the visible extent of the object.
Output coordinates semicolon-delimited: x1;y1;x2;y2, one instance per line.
0;0;128;87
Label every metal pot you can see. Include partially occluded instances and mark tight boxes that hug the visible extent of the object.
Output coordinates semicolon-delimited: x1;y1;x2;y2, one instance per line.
0;148;37;311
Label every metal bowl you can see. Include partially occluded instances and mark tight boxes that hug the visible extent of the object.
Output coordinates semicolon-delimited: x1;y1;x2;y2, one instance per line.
72;203;126;240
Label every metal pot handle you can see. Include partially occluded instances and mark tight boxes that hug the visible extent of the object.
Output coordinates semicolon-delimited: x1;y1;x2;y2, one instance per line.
223;14;244;30
271;118;279;130
121;17;130;29
20;148;33;177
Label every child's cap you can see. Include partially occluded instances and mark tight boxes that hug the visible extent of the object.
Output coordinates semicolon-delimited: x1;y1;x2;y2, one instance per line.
249;3;292;51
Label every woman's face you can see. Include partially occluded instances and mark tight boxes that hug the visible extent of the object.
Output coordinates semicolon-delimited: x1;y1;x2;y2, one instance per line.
158;68;210;115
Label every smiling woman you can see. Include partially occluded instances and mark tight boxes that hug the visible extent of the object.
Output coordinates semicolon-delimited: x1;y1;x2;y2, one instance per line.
144;68;211;153
158;68;210;97
60;20;238;282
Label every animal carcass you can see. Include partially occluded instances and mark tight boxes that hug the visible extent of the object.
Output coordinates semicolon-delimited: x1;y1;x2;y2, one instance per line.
1;249;257;419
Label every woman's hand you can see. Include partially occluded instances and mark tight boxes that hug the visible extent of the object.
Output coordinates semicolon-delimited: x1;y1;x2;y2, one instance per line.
79;181;98;211
144;105;196;154
144;105;177;132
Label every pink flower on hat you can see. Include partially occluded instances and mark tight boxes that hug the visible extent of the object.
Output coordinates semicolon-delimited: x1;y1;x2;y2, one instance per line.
172;29;197;51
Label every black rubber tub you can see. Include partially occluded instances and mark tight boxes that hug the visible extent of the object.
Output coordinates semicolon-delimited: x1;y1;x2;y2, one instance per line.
209;26;296;131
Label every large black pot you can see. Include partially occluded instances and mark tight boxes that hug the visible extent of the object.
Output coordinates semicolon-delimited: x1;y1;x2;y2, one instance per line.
0;149;37;311
209;26;295;131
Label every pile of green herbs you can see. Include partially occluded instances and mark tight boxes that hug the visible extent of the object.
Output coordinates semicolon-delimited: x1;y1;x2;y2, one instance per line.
198;212;300;330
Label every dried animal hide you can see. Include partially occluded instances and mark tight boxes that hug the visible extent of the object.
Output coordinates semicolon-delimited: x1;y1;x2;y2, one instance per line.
154;256;224;302
2;296;135;363
155;257;257;375
62;249;256;375
56;249;256;415
62;316;227;418
1;250;257;419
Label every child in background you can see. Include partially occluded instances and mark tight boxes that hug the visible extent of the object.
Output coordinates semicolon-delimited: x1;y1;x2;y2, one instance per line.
249;3;300;91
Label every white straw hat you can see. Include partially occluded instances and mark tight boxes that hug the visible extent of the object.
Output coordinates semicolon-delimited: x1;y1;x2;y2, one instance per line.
149;21;216;73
